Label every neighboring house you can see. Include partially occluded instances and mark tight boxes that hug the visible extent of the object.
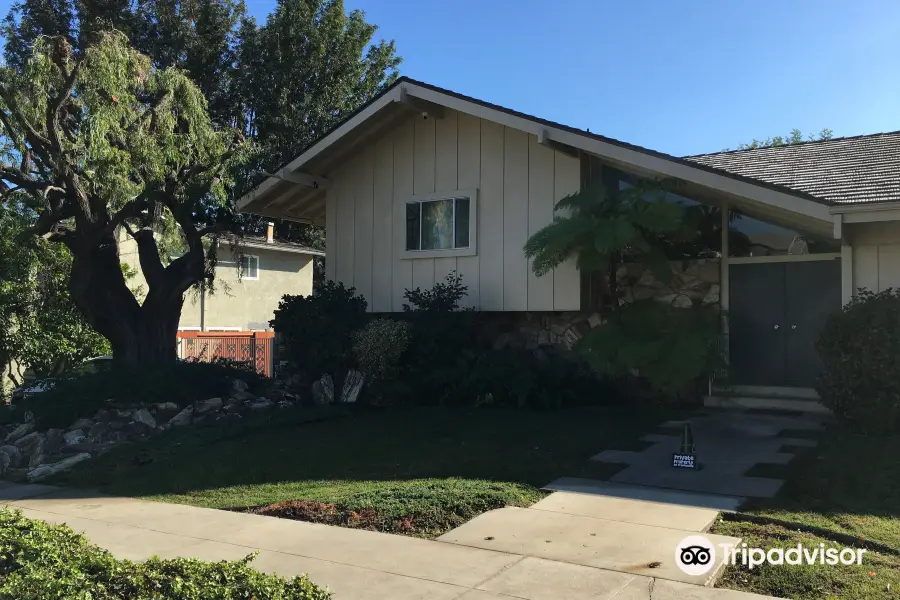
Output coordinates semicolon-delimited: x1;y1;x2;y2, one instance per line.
119;223;322;332
237;76;899;392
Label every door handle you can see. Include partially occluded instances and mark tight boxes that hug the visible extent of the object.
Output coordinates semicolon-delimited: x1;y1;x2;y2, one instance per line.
791;324;797;330
773;324;780;330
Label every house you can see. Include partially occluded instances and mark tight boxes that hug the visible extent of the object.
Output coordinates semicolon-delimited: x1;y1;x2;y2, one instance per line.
237;76;900;393
119;223;323;332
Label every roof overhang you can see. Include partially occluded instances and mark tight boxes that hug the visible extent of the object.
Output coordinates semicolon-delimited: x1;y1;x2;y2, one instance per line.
237;78;835;238
829;201;900;240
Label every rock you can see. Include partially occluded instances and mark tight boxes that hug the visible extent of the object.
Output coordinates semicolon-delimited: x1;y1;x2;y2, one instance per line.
44;429;64;455
562;327;581;350
492;332;512;350
108;420;125;431
232;378;249;393
131;408;157;429
0;445;21;468
229;390;256;403
588;313;604;329
115;409;133;419
123;422;152;440
340;370;365;404
246;397;274;410
702;283;720;305
63;441;97;455
68;418;94;431
87;422;110;441
63;430;86;446
27;453;91;482
153;402;179;412
0;451;9;475
195;398;223;414
28;452;46;468
14;431;44;458
311;374;334;405
224;402;242;413
277;400;293;409
168;405;194;426
94;410;112;423
5;423;33;444
672;294;693;308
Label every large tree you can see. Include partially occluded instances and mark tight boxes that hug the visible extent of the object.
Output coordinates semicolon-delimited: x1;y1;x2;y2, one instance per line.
0;32;244;362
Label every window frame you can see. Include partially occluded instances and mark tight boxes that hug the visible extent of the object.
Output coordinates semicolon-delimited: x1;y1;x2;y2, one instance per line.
238;254;260;280
401;188;478;259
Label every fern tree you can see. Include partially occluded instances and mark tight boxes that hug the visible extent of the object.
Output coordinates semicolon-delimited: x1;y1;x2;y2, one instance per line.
524;180;686;311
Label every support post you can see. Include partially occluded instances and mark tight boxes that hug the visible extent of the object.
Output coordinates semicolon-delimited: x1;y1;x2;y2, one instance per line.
720;202;730;373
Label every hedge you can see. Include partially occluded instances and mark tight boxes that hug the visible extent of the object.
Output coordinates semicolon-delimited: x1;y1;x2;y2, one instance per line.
0;508;331;599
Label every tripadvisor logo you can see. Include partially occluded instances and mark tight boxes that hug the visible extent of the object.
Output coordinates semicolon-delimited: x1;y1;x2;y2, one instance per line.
675;535;867;575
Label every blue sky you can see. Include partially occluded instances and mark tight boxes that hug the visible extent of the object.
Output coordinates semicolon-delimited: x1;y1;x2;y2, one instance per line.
4;0;899;156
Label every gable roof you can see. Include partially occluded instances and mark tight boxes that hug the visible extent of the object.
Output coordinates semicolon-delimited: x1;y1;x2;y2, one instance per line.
238;76;835;235
684;131;900;205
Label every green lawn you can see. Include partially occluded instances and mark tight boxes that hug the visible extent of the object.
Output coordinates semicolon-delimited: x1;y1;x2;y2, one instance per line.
52;405;673;537
713;428;900;599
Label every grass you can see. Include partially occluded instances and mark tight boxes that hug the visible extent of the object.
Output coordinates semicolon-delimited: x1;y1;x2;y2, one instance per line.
712;427;900;599
52;405;675;537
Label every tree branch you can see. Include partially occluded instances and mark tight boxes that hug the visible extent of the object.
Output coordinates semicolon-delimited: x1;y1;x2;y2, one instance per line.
46;55;84;155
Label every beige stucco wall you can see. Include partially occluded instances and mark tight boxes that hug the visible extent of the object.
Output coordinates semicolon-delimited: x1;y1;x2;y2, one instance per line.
848;221;900;293
325;109;581;312
118;233;313;330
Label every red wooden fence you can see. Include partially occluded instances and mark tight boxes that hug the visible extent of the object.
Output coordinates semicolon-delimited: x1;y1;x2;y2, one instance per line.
176;331;275;377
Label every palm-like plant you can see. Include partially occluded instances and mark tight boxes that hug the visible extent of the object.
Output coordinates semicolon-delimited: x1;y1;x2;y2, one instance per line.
524;180;687;310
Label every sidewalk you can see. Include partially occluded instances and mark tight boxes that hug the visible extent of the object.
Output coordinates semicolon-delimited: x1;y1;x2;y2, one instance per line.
0;481;780;600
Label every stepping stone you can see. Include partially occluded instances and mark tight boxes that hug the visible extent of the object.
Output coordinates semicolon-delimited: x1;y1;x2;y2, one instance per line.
531;491;720;532
437;507;741;586
543;478;745;511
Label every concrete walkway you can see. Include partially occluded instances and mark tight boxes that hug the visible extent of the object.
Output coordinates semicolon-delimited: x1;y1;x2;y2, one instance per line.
0;481;780;600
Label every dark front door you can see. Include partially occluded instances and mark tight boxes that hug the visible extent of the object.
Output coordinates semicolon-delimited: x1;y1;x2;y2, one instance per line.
729;259;840;387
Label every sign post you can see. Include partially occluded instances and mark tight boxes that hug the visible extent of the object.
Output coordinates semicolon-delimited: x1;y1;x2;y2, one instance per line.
672;423;697;469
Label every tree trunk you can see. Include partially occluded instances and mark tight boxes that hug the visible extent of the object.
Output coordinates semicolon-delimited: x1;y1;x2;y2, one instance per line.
68;233;188;364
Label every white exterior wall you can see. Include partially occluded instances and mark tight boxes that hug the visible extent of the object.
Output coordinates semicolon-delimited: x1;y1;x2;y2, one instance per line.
849;221;900;293
325;110;581;312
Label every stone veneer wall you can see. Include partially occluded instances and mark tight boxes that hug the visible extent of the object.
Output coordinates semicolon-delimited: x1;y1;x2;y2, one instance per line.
493;258;720;351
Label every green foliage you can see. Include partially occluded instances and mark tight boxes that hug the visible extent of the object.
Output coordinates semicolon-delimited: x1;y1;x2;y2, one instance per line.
734;128;834;151
352;319;412;381
577;301;724;396
402;271;469;312
816;288;900;434
0;204;109;383
0;508;331;599
523;181;686;291
5;360;267;429
461;348;612;410
271;281;368;384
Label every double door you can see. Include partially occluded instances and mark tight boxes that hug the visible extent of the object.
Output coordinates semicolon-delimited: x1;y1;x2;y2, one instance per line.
728;259;841;387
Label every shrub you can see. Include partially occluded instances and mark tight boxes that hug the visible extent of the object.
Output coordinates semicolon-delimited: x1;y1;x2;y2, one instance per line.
816;288;900;433
4;360;267;429
460;348;612;409
271;281;368;386
402;271;469;312
0;508;330;599
577;301;724;398
352;319;412;380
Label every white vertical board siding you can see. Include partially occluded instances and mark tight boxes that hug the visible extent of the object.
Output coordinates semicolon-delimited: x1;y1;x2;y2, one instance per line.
878;245;900;290
552;151;582;310
503;127;529;311
853;245;879;292
527;135;554;310
479;119;505;310
325;109;581;312
392;119;415;310
456;112;481;308
850;222;900;293
372;133;394;312
412;116;437;292
334;159;354;286
353;145;374;303
325;180;338;282
434;110;459;285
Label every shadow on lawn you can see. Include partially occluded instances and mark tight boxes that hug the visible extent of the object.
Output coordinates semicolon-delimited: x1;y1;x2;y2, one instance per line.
48;404;680;505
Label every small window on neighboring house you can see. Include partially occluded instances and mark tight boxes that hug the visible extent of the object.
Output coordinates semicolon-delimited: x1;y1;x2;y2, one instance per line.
403;189;477;258
239;255;259;280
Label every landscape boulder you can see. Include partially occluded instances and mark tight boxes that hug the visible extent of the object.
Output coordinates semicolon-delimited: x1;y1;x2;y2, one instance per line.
5;423;33;444
63;430;86;446
168;406;194;427
27;453;91;482
195;398;223;414
131;408;157;429
311;375;334;405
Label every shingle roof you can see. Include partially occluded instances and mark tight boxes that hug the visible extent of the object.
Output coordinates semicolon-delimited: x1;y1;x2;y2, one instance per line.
684;131;900;205
242;234;324;255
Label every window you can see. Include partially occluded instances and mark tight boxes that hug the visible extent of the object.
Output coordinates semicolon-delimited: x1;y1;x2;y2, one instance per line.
239;255;259;280
403;189;477;259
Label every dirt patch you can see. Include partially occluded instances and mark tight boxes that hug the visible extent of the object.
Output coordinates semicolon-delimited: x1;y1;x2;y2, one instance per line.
247;500;430;536
244;498;509;538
